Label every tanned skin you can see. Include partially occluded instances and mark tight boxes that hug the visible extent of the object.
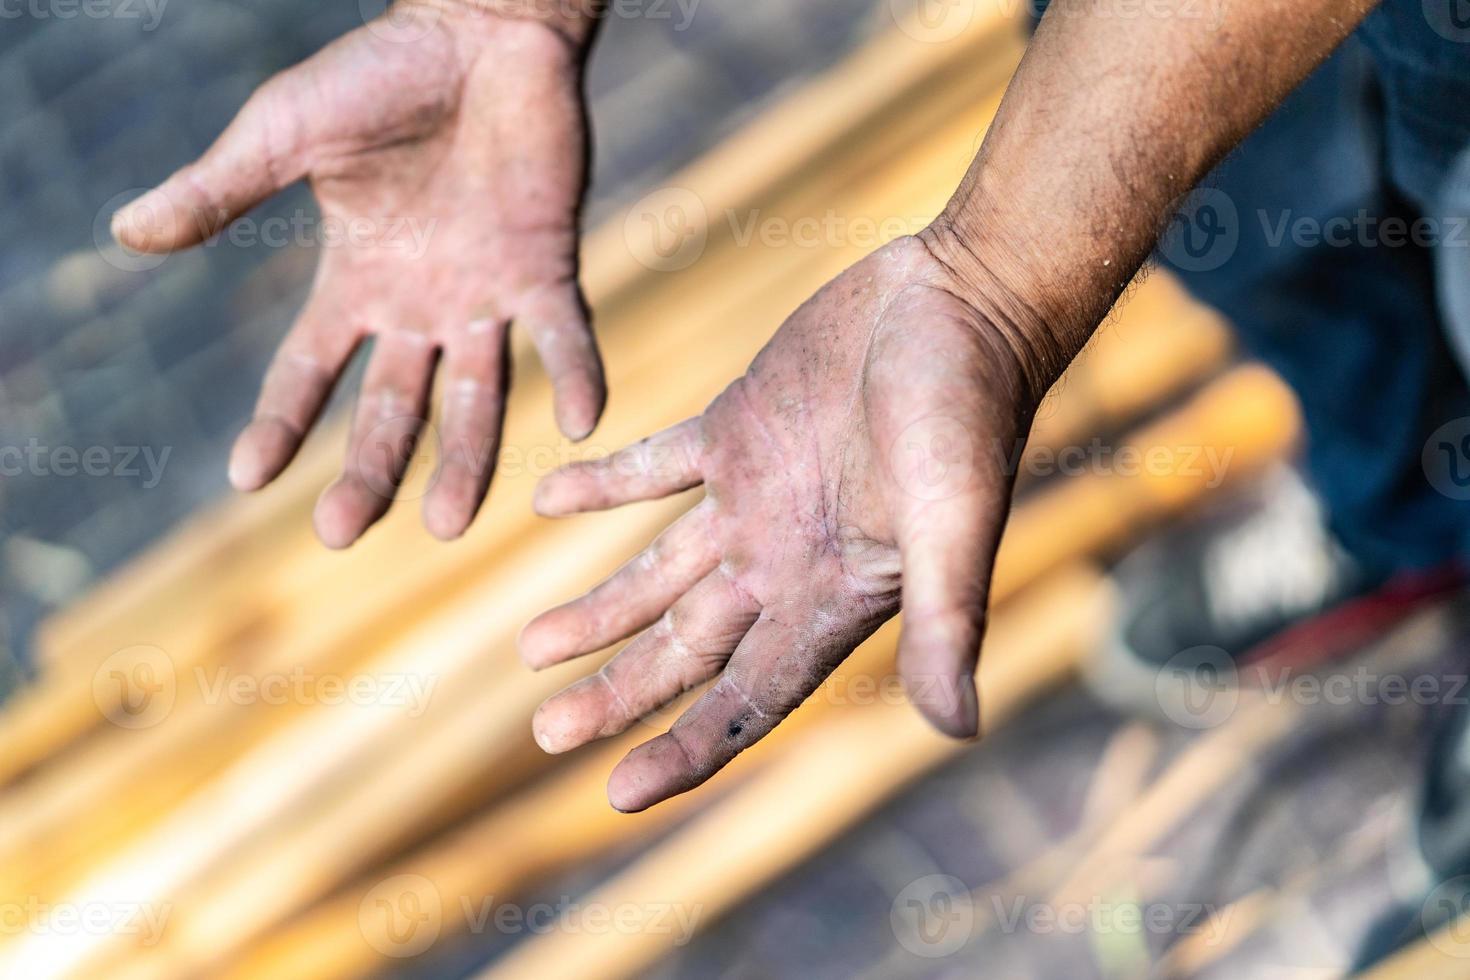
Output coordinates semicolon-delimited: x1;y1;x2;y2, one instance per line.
523;0;1379;812
116;0;1379;810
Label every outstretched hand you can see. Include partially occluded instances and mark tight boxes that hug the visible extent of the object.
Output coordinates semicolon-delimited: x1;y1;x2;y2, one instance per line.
112;2;604;546
521;234;1041;812
515;0;1380;812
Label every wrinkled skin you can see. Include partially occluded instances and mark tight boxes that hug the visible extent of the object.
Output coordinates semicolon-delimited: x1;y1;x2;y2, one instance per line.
521;235;1036;812
111;3;603;546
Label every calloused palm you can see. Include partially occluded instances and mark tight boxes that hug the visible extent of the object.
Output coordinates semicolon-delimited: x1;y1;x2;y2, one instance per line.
520;235;1036;812
112;4;604;546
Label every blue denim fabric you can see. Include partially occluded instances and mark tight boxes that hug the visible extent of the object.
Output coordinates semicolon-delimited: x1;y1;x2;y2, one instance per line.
1033;1;1470;572
1029;6;1470;951
1356;3;1470;213
1164;35;1470;574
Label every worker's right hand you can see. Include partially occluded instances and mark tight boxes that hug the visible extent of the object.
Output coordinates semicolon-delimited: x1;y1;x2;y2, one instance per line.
111;0;605;547
520;231;1052;812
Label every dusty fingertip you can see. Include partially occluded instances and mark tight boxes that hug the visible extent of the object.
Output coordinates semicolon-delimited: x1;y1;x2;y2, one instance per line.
912;677;981;741
533;726;561;756
530;702;572;755
227;420;287;492
550;361;607;444
108;209;129;245
227;444;265;493
531;477;569;519
422;502;470;543
425;519;468;543
606;771;646;814
314;521;360;552
607;738;685;813
110;186;172;252
556;404;599;444
564;422;597;444
313;484;364;551
516;621;554;671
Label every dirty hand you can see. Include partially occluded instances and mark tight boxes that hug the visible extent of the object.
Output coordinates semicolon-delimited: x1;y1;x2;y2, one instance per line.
520;233;1045;812
111;1;604;546
520;0;1381;812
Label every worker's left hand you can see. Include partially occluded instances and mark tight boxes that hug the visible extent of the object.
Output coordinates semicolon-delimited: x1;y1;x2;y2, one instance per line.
111;1;603;546
521;232;1043;811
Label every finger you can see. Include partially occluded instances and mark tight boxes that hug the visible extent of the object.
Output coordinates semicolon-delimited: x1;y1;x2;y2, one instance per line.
520;284;606;442
229;299;359;492
866;306;1015;739
314;331;438;550
892;470;1007;741
607;614;862;813
534;417;704;517
532;568;760;754
112;73;307;254
422;319;510;541
520;501;720;669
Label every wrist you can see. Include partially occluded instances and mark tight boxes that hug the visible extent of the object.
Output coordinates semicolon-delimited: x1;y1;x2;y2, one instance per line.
915;217;1079;413
403;0;604;48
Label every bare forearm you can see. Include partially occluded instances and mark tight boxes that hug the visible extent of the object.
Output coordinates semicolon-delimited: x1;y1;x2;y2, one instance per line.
925;0;1378;404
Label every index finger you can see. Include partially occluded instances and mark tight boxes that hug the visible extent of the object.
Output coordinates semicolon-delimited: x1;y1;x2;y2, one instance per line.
605;613;875;812
534;417;705;517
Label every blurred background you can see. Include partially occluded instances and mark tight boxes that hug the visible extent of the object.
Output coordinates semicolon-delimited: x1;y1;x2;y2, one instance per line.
2;1;1469;978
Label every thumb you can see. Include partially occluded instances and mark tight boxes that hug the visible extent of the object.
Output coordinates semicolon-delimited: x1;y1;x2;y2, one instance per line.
864;304;1017;734
875;357;1013;739
112;74;307;254
864;286;1029;738
892;440;1007;740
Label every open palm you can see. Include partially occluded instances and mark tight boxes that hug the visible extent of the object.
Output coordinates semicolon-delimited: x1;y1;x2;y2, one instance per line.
521;235;1036;812
112;3;603;545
